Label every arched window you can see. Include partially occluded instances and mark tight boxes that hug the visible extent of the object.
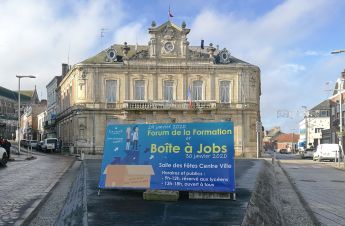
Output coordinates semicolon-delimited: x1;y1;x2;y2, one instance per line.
192;80;203;100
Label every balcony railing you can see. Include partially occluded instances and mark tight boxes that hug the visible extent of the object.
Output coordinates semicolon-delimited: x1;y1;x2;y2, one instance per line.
56;101;258;120
123;100;217;110
44;119;56;128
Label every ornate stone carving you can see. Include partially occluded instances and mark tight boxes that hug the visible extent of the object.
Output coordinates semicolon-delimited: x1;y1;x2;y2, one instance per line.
218;48;231;64
105;48;117;62
130;50;149;60
162;26;175;40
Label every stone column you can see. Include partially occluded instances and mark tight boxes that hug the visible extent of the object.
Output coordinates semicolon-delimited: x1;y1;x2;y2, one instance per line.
211;71;215;100
153;73;158;100
125;73;130;100
183;73;188;100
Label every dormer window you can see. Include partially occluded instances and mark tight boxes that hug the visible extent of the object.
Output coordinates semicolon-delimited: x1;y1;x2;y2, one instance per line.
106;48;117;62
218;49;231;64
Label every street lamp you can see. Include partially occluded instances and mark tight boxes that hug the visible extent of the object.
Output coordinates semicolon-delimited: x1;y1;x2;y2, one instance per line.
331;50;345;54
16;75;36;155
331;50;345;166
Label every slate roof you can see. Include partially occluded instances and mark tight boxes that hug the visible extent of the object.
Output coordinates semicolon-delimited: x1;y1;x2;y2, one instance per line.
310;99;331;111
81;45;147;64
81;44;253;66
0;86;33;102
0;86;17;100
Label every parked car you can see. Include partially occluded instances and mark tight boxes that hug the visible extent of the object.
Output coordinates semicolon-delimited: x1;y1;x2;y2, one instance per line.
41;138;58;152
28;140;38;149
37;141;44;151
300;148;315;159
20;139;28;147
0;147;8;166
313;144;342;162
279;148;288;154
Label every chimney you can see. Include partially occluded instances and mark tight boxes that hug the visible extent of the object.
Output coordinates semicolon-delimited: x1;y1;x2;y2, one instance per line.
62;63;69;76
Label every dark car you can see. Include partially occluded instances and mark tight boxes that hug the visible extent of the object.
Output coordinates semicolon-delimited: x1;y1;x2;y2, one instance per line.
279;148;288;154
37;141;44;151
20;139;28;147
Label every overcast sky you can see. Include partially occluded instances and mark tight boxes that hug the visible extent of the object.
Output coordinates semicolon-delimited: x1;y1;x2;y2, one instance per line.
1;0;345;132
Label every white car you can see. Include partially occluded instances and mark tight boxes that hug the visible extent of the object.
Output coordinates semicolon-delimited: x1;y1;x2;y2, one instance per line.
313;144;342;162
300;148;315;159
0;147;8;166
28;140;38;149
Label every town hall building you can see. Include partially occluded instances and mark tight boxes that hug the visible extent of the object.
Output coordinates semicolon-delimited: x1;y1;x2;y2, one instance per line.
56;20;261;157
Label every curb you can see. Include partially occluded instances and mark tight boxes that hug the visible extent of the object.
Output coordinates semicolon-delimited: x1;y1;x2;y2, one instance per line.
14;158;76;226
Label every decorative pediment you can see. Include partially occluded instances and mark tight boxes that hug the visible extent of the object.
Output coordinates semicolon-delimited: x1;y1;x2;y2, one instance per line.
148;21;190;59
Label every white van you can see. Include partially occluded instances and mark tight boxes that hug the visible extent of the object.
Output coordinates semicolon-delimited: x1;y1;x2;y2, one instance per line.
313;144;342;162
41;138;58;152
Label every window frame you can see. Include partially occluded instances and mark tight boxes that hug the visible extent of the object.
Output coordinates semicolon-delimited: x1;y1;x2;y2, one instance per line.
163;80;175;101
192;80;203;101
219;80;231;103
134;80;146;100
105;79;118;103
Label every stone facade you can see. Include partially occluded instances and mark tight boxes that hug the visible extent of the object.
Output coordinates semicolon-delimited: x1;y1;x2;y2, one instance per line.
56;21;261;157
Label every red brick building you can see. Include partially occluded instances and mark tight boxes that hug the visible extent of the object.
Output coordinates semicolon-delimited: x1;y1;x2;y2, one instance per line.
274;133;299;152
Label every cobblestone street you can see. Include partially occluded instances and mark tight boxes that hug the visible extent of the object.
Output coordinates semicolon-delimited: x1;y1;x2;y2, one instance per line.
0;150;74;226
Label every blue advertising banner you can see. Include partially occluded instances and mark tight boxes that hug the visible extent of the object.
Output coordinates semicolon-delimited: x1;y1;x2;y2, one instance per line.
98;122;235;192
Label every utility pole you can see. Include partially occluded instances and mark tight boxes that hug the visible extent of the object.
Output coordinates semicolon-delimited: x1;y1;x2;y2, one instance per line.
256;121;262;158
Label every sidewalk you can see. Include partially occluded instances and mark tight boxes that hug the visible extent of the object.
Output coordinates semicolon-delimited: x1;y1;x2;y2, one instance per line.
279;160;345;226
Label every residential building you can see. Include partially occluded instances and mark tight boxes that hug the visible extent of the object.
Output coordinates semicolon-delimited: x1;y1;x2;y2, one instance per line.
263;127;283;151
56;20;261;157
298;100;331;149
45;72;64;138
329;70;345;146
274;133;299;152
20;100;47;140
0;85;39;140
37;110;47;141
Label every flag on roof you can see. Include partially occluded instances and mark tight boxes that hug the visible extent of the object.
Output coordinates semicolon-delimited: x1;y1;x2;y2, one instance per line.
187;85;192;109
169;5;174;18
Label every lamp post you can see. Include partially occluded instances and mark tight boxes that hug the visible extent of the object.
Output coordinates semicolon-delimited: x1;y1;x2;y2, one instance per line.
338;84;343;167
331;50;345;166
291;128;296;153
16;75;36;155
331;50;345;54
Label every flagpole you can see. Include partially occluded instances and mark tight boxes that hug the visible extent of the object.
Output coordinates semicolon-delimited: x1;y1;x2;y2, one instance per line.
168;5;173;22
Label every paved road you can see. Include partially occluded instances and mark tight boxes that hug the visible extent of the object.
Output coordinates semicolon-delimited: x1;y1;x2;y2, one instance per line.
85;159;263;226
280;159;345;226
0;149;74;226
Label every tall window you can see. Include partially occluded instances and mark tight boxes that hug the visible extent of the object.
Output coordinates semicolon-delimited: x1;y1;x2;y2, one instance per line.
135;80;145;100
106;80;117;102
220;81;231;103
164;80;174;101
192;80;203;100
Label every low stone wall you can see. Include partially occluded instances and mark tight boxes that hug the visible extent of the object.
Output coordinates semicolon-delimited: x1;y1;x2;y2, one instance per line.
55;162;87;226
242;160;316;226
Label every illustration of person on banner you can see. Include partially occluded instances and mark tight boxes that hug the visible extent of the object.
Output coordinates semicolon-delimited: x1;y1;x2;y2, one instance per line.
125;127;131;151
122;125;140;164
132;126;139;150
